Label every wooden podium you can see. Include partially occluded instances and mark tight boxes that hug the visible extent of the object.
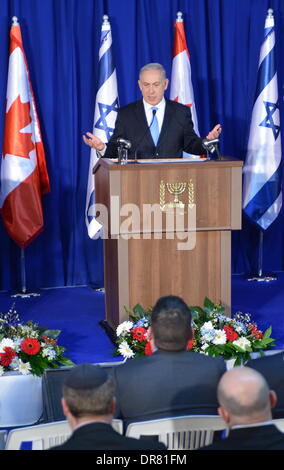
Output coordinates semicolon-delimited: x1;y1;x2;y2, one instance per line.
94;157;243;328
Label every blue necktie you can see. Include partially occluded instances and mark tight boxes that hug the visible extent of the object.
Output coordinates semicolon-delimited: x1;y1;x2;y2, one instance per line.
150;107;159;146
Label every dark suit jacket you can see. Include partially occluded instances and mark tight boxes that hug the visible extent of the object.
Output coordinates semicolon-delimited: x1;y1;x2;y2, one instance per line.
105;99;204;159
200;424;284;450
246;352;284;418
113;350;226;428
49;422;166;450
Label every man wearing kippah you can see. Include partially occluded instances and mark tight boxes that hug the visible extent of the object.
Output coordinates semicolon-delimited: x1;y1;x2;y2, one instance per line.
50;363;166;450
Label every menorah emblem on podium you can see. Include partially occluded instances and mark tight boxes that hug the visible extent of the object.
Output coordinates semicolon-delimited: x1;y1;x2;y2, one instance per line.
160;180;195;212
166;182;187;209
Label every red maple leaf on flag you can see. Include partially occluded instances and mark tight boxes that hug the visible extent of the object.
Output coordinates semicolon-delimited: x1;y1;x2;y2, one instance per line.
3;95;34;159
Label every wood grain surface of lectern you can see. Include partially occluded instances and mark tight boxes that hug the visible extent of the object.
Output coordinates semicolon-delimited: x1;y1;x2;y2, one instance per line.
93;157;243;328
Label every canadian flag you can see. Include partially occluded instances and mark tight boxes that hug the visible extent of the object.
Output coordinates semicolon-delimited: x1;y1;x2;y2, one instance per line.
170;11;199;137
0;17;50;248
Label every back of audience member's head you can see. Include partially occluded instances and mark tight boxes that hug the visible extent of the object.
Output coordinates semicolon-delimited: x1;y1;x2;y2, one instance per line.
151;295;192;351
62;363;115;419
217;366;277;427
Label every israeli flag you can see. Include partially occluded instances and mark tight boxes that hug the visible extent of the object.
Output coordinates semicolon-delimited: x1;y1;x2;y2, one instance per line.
243;9;282;230
85;15;119;238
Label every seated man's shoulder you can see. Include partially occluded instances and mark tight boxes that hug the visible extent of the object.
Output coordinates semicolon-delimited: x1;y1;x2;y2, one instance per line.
114;355;150;373
187;350;226;366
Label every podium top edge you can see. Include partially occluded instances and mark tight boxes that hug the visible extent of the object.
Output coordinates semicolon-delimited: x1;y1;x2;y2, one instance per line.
94;156;243;172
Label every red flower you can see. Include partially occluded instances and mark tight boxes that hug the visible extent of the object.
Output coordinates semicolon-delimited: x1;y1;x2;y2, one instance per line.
42;335;57;345
132;327;147;342
0;347;16;367
144;342;153;355
187;339;195;350
224;325;239;342
248;324;263;339
21;338;41;355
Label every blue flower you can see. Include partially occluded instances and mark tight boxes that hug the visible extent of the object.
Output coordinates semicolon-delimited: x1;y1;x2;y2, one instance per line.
133;317;148;328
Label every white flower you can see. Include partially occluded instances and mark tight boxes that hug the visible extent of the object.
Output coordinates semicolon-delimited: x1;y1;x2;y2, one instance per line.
0;365;4;376
12;337;22;352
10;358;20;370
118;341;135;359
42;347;57;360
200;343;209;355
116;321;133;337
201;321;214;332
18;360;32;375
212;329;227;345
0;338;15;353
233;337;251;351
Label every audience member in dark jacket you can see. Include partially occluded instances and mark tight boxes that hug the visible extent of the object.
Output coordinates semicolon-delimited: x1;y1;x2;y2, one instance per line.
50;363;166;450
200;366;284;450
113;295;226;429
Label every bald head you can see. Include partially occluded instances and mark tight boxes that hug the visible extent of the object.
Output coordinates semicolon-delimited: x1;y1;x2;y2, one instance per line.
217;367;276;426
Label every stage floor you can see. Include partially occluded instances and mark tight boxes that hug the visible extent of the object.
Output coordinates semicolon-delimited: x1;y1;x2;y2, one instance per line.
0;272;283;365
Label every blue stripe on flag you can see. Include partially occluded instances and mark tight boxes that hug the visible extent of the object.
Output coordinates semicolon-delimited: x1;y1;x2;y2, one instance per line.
264;26;274;39
255;49;275;99
244;167;282;223
97;48;114;90
87;189;95;224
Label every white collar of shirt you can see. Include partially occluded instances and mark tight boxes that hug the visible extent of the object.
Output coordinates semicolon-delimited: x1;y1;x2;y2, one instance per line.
143;98;166;130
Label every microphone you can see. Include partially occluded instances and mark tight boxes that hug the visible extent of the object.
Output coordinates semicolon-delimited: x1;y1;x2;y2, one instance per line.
202;138;219;154
117;137;132;149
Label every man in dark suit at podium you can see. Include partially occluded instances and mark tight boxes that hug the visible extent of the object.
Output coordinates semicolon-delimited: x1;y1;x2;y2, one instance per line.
113;295;226;429
83;62;221;158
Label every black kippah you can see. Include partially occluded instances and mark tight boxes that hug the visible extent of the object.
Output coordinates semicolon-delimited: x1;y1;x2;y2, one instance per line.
64;363;108;390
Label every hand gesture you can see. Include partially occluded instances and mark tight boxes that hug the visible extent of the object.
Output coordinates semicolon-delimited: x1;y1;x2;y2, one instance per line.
206;124;222;140
82;132;105;152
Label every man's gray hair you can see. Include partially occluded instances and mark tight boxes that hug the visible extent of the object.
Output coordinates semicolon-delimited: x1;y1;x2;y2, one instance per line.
139;63;166;80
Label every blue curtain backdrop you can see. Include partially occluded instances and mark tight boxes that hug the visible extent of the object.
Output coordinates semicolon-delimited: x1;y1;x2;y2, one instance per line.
0;0;283;290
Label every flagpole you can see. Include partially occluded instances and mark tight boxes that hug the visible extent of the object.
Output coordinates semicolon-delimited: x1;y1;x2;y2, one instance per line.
11;248;41;298
20;248;27;294
246;229;277;282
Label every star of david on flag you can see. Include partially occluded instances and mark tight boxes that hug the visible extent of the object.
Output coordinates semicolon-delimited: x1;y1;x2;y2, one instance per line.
95;99;119;141
85;15;119;239
242;9;282;231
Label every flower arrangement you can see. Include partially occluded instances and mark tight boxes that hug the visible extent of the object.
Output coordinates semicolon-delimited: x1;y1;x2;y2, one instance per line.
0;304;74;377
115;298;275;366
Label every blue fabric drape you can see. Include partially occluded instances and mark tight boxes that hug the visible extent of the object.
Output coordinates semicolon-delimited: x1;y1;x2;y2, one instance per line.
0;0;284;290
